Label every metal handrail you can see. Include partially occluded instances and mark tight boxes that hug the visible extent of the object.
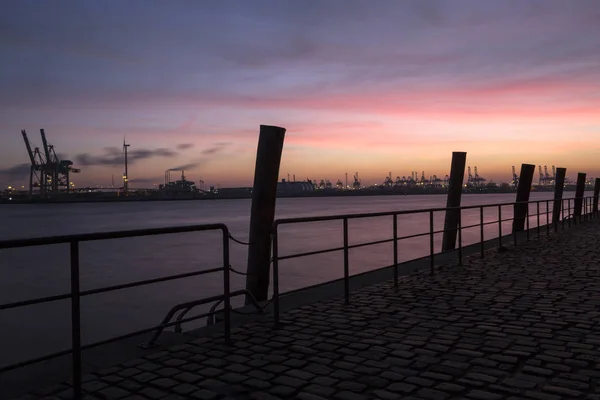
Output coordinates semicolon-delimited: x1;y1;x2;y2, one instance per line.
0;223;232;400
270;196;598;327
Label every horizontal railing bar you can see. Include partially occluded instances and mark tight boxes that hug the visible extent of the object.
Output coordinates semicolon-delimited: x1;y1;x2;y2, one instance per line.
396;231;433;241
0;223;228;250
0;268;225;311
0;293;72;311
482;221;500;227
347;237;394;250
80;267;224;297
277;246;346;261
460;222;482;230
274;197;590;226
0;310;215;374
275;205;588;262
0;348;74;374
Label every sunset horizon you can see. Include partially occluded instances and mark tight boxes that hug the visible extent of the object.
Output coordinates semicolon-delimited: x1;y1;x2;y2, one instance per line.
1;1;599;188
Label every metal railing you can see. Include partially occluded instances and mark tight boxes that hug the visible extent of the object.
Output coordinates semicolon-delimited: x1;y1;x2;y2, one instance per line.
0;224;231;399
1;195;598;398
271;196;598;325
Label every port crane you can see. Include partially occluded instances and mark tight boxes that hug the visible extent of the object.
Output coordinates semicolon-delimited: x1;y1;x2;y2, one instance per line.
352;172;361;189
21;129;80;197
511;166;519;188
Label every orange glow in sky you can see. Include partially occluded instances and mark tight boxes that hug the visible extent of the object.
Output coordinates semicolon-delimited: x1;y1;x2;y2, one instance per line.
1;1;599;187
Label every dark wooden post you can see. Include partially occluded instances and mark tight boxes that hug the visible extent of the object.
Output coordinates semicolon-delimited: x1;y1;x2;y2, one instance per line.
512;164;535;232
245;125;286;303
441;151;467;252
552;167;566;229
573;172;586;222
593;178;600;215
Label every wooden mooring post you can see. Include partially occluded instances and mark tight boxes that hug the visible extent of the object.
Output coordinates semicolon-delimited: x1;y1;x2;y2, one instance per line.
573;172;586;222
512;164;535;233
441;151;467;252
552;167;566;230
245;125;286;303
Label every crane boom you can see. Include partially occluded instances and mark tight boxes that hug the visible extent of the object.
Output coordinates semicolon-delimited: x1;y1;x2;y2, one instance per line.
40;129;51;164
21;130;36;165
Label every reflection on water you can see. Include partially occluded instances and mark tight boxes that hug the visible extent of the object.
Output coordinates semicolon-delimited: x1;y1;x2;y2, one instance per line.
0;192;588;365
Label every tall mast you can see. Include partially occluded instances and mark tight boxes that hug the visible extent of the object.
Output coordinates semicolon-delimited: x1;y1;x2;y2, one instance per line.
123;138;130;194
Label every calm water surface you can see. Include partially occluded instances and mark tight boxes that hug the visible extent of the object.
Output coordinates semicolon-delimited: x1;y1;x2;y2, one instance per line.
0;192;583;365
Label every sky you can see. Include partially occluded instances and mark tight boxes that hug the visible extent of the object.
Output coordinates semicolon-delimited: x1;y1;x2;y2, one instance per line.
1;0;599;188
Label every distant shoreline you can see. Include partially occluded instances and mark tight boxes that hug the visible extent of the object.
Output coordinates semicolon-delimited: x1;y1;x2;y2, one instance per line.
0;186;582;204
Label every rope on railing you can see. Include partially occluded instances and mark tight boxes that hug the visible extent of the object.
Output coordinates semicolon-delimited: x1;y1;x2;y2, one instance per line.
229;265;251;276
228;233;251;246
228;259;274;276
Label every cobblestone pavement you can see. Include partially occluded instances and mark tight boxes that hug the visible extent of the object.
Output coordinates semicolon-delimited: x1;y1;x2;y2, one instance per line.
18;220;600;399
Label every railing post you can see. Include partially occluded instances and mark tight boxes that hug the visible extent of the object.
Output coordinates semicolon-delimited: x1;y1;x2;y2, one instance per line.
573;172;586;223
393;214;398;286
560;199;565;231
479;206;484;258
498;205;503;248
222;228;231;343
594;178;600;216
513;213;518;247
457;209;463;266
546;200;550;235
536;202;540;239
552;167;566;231
343;217;349;305
429;211;434;275
271;227;280;327
526;202;530;241
70;241;82;400
568;198;571;227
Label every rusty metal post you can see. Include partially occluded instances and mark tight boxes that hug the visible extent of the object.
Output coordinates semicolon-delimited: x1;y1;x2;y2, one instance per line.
245;125;286;303
552;167;566;231
442;152;467;252
573;172;586;223
512;164;535;233
593;178;600;216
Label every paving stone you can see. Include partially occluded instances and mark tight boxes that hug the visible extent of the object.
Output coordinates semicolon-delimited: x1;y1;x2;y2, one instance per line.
151;377;179;389
372;389;401;399
268;385;295;397
133;372;159;383
387;382;417;394
190;389;219;400
272;375;307;389
542;385;582;397
98;387;129;399
138;387;168;399
466;390;503;400
286;369;315;381
435;382;466;394
296;393;328;400
418;388;451;399
172;383;198;395
333;391;368;400
81;381;108;392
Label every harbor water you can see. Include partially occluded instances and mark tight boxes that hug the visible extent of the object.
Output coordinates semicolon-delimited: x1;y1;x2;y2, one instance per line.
0;192;587;366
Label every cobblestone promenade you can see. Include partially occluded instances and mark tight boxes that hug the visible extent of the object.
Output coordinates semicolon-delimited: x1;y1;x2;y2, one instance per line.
20;220;600;399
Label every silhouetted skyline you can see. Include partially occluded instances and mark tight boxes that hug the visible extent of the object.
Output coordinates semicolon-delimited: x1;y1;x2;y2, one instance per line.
1;1;599;188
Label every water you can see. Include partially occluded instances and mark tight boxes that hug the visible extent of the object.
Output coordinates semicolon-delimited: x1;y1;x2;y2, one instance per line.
0;192;587;366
